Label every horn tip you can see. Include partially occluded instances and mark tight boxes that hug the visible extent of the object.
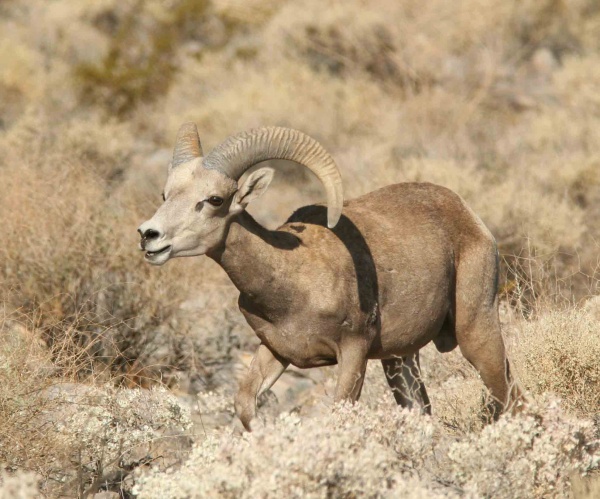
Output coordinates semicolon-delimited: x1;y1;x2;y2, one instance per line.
327;212;341;229
176;122;199;136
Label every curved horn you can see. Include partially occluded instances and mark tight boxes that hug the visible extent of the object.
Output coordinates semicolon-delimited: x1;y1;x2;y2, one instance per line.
172;122;203;167
202;127;343;228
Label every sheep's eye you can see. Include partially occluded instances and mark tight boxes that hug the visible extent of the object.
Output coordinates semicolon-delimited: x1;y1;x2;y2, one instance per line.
208;196;224;207
161;192;166;202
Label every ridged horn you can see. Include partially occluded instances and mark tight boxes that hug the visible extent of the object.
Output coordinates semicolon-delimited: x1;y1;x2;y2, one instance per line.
202;127;344;228
172;122;203;167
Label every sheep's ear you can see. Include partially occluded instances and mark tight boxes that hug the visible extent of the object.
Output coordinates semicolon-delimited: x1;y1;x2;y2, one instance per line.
231;167;274;213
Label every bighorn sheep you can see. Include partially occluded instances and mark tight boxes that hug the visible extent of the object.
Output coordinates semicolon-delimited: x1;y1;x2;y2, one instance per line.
138;123;522;430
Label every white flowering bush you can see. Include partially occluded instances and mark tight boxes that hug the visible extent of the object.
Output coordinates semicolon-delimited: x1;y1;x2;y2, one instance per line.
134;404;446;498
49;385;192;458
30;383;192;496
196;389;235;415
445;398;599;498
134;398;599;499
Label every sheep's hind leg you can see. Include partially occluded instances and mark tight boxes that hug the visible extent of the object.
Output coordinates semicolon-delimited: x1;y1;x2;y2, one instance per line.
235;344;289;431
381;353;431;414
454;245;524;420
455;310;522;420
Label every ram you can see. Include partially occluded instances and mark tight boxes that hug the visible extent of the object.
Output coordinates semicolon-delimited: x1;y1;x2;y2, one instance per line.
138;123;522;430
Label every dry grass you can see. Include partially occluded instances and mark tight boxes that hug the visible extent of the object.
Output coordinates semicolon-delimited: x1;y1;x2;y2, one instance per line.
1;0;600;496
0;115;215;386
512;307;600;418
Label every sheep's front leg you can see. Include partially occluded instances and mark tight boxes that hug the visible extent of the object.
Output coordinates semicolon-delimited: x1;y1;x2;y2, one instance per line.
235;344;289;431
334;344;368;402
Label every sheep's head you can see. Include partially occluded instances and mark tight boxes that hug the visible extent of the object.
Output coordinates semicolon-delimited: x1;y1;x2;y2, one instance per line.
138;123;343;265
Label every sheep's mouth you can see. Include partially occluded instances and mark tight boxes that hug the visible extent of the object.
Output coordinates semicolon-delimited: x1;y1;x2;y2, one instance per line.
145;245;172;259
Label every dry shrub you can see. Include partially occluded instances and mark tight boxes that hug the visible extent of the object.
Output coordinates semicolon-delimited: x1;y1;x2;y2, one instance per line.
134;404;444;498
44;383;192;496
0;319;57;484
266;0;589;96
445;397;599;498
0;115;203;384
75;0;214;116
516;54;600;155
134;399;599;498
0;316;192;497
512;307;600;418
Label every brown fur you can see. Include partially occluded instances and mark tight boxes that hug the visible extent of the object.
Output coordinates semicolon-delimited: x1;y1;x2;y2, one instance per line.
208;182;522;429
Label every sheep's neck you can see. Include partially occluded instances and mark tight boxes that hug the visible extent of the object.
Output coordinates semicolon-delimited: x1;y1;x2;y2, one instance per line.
208;211;298;310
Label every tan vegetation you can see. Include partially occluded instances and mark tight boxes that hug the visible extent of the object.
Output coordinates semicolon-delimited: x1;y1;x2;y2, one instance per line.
134;397;598;498
1;0;599;496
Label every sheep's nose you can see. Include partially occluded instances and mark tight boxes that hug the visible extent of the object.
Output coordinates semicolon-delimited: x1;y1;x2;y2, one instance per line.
141;228;160;241
137;223;163;250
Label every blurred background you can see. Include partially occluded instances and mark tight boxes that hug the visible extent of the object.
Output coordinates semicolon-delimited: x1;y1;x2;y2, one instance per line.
1;0;600;496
